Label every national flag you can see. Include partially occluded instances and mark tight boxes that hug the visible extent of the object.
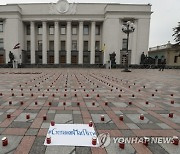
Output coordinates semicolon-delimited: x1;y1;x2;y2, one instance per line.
13;43;20;49
102;43;106;52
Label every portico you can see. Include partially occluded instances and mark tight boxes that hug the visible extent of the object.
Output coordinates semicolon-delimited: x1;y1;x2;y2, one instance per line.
0;1;152;65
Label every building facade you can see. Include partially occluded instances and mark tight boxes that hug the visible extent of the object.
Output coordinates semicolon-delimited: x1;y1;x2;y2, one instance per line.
148;42;180;66
0;0;152;65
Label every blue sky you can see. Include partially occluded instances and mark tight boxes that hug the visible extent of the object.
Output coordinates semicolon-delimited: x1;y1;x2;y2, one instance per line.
0;0;180;48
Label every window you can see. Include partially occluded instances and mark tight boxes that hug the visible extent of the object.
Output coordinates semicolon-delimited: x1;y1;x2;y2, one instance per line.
61;41;66;50
27;41;31;50
72;40;77;50
122;39;127;50
49;41;54;50
0;39;4;49
38;40;42;50
95;41;100;51
49;25;54;35
0;21;3;32
95;56;100;63
83;55;89;63
96;25;100;35
72;26;77;35
37;25;42;35
83;25;89;35
26;25;30;35
27;55;30;60
61;27;66;35
174;56;178;63
83;41;88;51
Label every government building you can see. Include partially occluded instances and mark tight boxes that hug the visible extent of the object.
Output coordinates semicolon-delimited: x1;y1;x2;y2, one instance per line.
0;0;152;66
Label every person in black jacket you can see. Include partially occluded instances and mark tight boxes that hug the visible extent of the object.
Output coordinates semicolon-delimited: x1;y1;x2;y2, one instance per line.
159;56;166;71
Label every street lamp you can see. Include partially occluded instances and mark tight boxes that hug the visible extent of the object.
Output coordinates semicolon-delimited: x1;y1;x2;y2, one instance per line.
122;21;135;72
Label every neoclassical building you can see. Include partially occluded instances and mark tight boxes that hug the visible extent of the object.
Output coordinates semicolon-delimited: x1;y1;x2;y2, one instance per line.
0;0;152;65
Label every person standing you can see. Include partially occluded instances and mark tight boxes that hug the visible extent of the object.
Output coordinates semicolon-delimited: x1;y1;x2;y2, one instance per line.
159;56;166;71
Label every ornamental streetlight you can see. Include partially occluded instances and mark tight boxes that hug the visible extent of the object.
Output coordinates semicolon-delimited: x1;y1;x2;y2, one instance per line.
121;21;135;72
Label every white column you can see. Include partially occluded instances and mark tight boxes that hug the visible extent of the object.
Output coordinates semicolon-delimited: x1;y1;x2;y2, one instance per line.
66;21;71;64
90;21;95;64
78;21;83;64
54;21;59;64
42;21;47;64
30;21;35;64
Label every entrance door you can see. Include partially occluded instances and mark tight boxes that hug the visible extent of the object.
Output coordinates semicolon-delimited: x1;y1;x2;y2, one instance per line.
71;55;78;64
0;55;4;64
49;56;54;64
60;55;66;64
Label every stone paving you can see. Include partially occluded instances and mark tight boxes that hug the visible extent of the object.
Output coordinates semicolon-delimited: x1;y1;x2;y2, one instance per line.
0;68;180;154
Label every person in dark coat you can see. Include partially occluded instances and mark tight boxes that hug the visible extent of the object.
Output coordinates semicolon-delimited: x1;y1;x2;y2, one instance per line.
159;56;166;71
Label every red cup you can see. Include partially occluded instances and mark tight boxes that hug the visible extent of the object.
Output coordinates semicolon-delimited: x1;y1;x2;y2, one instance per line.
173;136;179;145
43;115;47;120
119;141;125;149
46;135;51;144
92;136;97;145
101;115;105;121
51;120;55;126
89;121;93;127
26;114;30;119
20;101;24;105
119;115;124;121
140;114;144;120
143;137;149;146
2;137;8;146
169;113;173;118
7;114;11;118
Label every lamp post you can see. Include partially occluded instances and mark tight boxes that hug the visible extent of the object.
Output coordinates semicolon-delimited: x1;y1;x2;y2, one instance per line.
122;21;135;72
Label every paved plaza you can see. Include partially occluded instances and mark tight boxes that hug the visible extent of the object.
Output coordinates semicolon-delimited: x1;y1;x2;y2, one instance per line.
0;68;180;154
